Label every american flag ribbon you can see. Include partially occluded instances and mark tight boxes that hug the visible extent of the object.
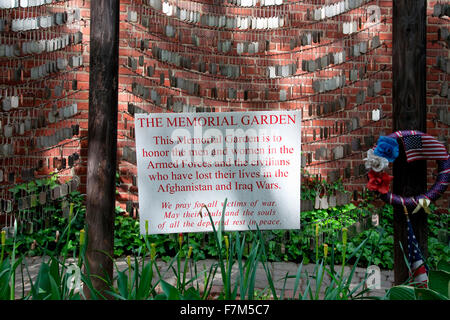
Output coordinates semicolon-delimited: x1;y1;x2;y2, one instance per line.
400;131;449;163
406;217;428;287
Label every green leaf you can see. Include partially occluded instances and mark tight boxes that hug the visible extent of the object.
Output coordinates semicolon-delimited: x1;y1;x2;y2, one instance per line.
136;263;153;299
49;257;61;286
292;262;303;299
182;286;201;300
415;288;448;300
160;280;181;300
437;260;450;273
116;271;129;299
386;285;416;300
35;262;52;298
217;198;228;250
48;274;62;300
428;270;450;298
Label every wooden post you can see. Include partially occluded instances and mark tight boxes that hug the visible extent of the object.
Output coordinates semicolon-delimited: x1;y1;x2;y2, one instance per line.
85;0;120;297
392;0;427;285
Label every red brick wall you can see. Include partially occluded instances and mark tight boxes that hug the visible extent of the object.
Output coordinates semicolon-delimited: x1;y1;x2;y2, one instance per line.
1;0;448;217
0;0;90;211
115;0;449;213
116;0;389;213
426;0;450;212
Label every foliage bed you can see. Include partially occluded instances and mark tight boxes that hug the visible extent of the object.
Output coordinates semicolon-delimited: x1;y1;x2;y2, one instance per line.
4;176;448;271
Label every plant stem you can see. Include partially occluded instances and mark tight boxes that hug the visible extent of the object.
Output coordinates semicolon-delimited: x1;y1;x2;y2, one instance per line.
341;228;348;280
10;224;16;301
315;224;319;262
0;230;5;265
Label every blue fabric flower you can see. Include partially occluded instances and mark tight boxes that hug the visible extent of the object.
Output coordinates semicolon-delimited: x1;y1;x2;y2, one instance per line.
374;136;399;162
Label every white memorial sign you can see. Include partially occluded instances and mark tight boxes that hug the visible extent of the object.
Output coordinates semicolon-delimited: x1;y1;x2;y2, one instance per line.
135;111;301;234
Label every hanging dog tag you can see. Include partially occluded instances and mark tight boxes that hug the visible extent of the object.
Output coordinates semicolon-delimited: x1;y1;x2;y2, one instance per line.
60;183;68;197
320;196;329;209
328;194;337;207
356;90;365;105
39;191;46;205
371;36;381;49
371;213;379;227
314;195;321;209
372;109;381;121
352;138;361;151
333;146;344;160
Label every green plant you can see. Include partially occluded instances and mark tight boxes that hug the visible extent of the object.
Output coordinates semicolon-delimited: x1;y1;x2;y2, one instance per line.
110;200;448;271
3;176;85;258
196;199;278;300
383;259;450;300
276;226;388;300
2;194;446;300
102;220;211;300
0;222;22;300
0;200;106;300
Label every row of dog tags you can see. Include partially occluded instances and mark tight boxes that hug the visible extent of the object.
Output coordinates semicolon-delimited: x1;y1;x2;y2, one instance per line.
123;145;137;165
126;102;146;116
439;27;450;46
367;81;382;98
0;140;13;157
0;116;39;139
11;11;68;32
436;56;450;74
236;41;265;54
1;92;20;111
47;102;78;123
29;55;82;80
301;135;370;165
266;63;297;78
0;111;50;138
436;107;450;126
227;0;284;7
353;82;382;105
315;191;353;210
300;192;353;212
168;99;213;113
0;32;82;57
30;57;67;79
0;0;55;9
14;177;81;213
312;74;346;93
21;34;71;56
350;37;382;57
432;2;450;18
171;101;210;113
201;15;286;30
168;74;200;96
312;0;370;21
142;1;288;30
342;21;359;35
307;97;347;118
302;51;346;73
132;81;162;106
309;109;381;141
51;152;80;171
0;7;81;32
35;124;79;149
440;82;450;99
151;43;257;78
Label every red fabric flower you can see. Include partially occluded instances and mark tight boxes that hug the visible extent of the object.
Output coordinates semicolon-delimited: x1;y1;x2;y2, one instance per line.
367;170;393;194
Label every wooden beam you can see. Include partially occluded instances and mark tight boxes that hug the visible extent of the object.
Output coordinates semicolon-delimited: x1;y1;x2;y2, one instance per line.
85;0;120;297
392;0;427;285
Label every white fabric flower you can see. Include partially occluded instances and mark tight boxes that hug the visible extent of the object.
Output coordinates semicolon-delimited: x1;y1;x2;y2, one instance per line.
364;149;389;172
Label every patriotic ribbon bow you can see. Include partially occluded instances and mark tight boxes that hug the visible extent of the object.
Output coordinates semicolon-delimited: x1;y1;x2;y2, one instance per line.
412;198;432;215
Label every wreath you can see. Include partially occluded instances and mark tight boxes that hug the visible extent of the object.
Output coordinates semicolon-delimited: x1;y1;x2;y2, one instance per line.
364;130;450;212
